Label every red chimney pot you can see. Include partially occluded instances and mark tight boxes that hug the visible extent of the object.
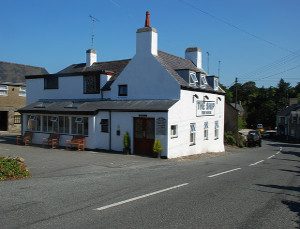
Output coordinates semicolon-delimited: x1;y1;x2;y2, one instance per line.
145;11;150;27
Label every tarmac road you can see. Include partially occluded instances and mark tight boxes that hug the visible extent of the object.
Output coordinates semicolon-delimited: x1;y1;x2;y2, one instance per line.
0;139;299;229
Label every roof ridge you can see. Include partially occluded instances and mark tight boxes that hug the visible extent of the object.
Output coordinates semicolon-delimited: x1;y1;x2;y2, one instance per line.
158;50;192;62
0;61;47;70
93;59;131;65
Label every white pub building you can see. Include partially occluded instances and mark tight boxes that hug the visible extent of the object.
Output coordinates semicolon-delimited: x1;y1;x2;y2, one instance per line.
20;12;225;158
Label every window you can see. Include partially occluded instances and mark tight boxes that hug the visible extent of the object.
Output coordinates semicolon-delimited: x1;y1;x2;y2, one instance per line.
44;77;58;89
0;85;8;96
14;115;21;124
43;115;59;133
27;115;41;131
204;121;209;140
19;86;26;97
118;85;128;96
199;74;207;87
170;125;178;138
83;75;100;94
71;117;88;136
100;119;109;133
189;72;198;86
59;116;69;134
214;78;219;90
279;117;285;124
190;123;196;145
214;121;219;139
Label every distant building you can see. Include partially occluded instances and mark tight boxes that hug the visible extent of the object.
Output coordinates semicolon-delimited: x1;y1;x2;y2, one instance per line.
225;102;239;133
276;102;300;142
0;62;47;132
230;101;245;117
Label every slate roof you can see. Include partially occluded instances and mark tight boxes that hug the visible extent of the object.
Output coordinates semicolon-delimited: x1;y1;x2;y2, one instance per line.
230;103;245;113
19;99;178;115
277;103;300;116
0;61;48;84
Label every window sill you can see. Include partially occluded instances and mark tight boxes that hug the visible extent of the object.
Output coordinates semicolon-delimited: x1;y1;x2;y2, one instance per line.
189;143;196;146
171;135;178;139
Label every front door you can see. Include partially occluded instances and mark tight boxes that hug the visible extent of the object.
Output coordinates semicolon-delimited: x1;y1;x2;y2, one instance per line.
134;117;155;156
0;111;8;131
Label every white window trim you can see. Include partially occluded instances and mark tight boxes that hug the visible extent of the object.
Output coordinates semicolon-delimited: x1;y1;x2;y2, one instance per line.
170;125;178;138
0;85;8;96
189;72;198;86
204;121;209;140
214;121;219;140
19;86;26;97
190;123;196;145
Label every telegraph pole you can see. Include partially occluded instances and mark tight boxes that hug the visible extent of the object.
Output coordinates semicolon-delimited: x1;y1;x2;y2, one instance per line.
235;77;238;109
206;52;210;75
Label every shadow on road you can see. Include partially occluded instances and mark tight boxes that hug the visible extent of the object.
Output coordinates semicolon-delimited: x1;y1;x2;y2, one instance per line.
282;200;300;227
280;151;300;158
267;142;300;148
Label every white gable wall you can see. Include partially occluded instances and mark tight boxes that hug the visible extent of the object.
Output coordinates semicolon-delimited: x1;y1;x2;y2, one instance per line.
107;54;180;100
167;89;225;158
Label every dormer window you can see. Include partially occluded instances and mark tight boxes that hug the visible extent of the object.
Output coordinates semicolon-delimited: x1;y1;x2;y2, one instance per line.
200;74;207;87
214;78;219;90
189;72;198;86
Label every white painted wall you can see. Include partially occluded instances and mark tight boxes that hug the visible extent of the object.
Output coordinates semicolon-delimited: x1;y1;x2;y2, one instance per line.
26;75;108;104
167;89;225;158
108;54;180;100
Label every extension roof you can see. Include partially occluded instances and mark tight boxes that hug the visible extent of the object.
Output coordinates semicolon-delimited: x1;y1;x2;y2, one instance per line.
0;61;48;84
18;99;178;115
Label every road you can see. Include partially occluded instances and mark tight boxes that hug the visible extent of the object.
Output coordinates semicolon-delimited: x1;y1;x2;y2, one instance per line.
0;140;299;228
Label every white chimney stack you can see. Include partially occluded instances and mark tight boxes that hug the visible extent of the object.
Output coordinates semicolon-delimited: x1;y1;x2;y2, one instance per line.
86;49;97;67
185;47;202;69
136;11;158;56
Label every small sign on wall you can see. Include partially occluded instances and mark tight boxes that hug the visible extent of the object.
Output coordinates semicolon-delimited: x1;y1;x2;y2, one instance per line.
156;117;166;135
196;100;215;116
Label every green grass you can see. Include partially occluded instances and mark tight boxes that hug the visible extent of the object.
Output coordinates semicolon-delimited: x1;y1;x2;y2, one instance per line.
0;156;30;181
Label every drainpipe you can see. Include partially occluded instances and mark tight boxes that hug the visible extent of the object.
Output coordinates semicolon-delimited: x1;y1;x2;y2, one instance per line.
109;110;111;150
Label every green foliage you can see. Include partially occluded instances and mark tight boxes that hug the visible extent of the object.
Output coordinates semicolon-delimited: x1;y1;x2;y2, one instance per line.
153;139;163;154
0;157;30;180
224;131;236;146
238;116;247;130
227;78;299;129
123;132;130;149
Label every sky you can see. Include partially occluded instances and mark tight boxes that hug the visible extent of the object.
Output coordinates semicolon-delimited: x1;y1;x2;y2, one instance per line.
0;0;299;87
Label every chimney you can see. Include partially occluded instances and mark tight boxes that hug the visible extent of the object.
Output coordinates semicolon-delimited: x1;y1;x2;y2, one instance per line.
185;47;202;69
86;49;97;67
136;11;158;56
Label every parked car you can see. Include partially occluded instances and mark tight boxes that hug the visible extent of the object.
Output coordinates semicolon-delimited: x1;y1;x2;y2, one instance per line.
262;130;277;139
247;130;262;147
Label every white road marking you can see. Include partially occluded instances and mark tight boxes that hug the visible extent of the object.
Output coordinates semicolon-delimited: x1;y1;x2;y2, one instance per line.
208;168;241;178
279;147;282;151
276;151;280;155
94;183;189;211
268;155;275;159
249;160;264;166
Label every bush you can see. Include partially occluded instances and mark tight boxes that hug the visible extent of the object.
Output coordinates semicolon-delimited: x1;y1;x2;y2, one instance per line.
224;131;236;145
153;139;163;155
0;157;30;181
123;132;130;149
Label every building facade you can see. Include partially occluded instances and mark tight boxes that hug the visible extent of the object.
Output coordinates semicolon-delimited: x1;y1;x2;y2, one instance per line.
20;12;225;158
0;62;48;133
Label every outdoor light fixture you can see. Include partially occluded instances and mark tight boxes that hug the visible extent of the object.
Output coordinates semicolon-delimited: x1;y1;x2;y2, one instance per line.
204;95;209;100
193;94;199;103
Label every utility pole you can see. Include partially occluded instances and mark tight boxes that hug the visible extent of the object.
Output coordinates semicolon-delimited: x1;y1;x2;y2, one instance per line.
206;52;210;75
235;77;238;109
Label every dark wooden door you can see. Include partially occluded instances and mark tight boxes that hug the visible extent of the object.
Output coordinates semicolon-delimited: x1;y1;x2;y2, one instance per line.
134;117;155;156
0;111;8;131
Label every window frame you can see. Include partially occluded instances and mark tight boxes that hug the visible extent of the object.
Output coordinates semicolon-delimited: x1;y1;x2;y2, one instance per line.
44;76;59;90
170;125;178;138
189;72;198;86
190;123;196;145
214;121;219;140
100;119;109;133
118;84;128;96
204;121;209;140
0;85;8;96
19;86;26;97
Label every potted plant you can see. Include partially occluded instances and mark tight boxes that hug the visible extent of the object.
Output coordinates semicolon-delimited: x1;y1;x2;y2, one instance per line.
123;132;131;155
153;139;163;158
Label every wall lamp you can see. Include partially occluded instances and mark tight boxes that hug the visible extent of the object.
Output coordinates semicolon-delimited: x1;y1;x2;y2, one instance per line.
203;95;209;100
193;94;199;103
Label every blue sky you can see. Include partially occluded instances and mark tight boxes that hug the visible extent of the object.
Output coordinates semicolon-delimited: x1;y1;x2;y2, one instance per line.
1;0;299;87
